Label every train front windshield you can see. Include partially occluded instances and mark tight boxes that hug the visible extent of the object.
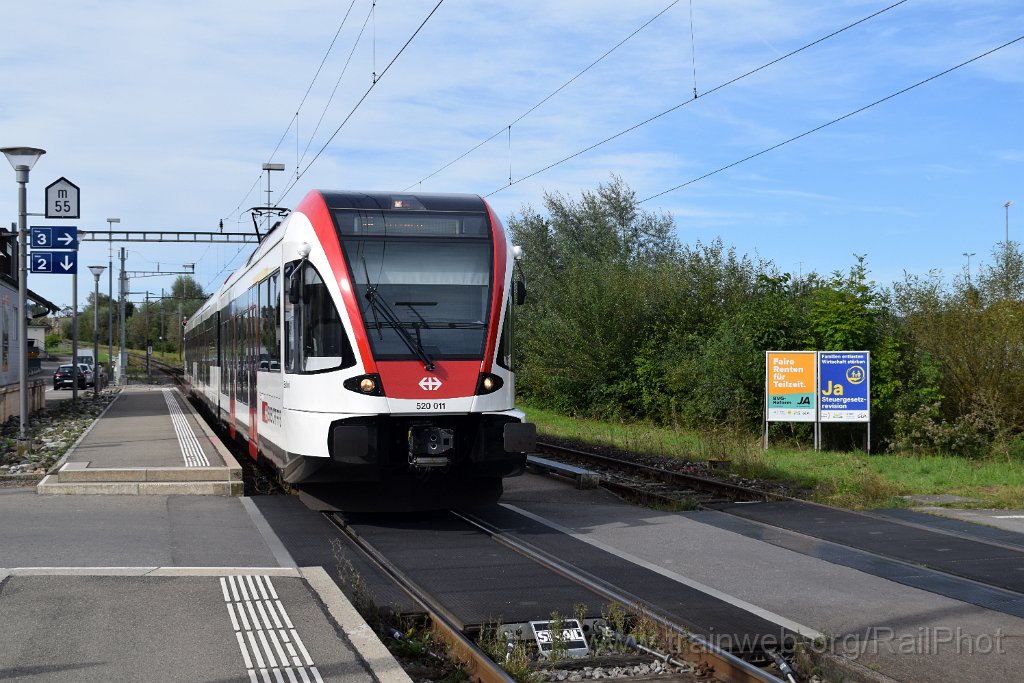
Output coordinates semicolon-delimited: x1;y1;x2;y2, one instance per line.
336;210;494;361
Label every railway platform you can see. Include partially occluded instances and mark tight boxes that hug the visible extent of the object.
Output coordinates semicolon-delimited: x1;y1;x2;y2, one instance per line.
36;385;242;496
0;486;411;683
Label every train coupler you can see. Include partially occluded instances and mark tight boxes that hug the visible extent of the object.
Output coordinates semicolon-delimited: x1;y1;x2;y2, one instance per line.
408;426;454;468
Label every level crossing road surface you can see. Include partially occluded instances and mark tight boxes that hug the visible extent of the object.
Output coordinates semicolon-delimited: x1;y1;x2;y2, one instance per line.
495;474;1024;683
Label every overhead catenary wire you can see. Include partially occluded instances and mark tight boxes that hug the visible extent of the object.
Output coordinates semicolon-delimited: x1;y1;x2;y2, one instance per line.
482;0;912;198
223;0;360;223
639;33;1024;204
277;0;446;204
296;1;376;169
403;0;683;192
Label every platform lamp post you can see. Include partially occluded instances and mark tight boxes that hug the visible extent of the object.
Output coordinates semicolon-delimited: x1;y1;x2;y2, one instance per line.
106;218;118;382
1006;201;1014;244
963;252;976;289
88;266;106;398
1;146;46;451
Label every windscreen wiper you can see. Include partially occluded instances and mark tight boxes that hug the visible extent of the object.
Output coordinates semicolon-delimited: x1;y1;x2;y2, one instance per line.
364;287;435;371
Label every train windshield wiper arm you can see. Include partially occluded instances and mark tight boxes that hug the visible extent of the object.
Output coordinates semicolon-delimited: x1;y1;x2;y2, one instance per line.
364;286;435;371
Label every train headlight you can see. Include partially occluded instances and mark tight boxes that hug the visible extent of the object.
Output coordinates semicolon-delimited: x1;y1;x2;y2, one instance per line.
344;374;385;396
476;373;504;395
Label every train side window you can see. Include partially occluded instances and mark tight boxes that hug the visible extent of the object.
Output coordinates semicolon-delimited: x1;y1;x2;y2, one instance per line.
257;274;281;373
284;260;355;374
268;271;280;370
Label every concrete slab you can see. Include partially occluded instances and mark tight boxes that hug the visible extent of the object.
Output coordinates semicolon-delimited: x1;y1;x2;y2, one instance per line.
500;474;1024;683
0;490;276;567
912;507;1024;536
902;494;981;504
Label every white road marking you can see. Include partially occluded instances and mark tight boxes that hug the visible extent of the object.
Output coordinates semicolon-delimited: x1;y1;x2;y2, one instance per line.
236;633;254;668
223;576;324;683
256;601;273;629
264;600;284;628
254;575;270;599
276;601;293;628
994;515;1024;519
227;603;241;631
162;388;210;466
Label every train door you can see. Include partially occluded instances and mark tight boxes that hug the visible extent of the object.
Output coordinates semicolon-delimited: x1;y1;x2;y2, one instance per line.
248;289;258;458
228;304;236;438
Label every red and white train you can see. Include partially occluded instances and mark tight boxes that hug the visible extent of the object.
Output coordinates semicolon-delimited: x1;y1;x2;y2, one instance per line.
184;190;535;510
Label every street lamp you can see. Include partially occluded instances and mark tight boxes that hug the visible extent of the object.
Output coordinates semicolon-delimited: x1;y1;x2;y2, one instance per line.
1;146;46;449
963;252;976;288
106;218;119;380
88;265;106;398
1006;201;1014;244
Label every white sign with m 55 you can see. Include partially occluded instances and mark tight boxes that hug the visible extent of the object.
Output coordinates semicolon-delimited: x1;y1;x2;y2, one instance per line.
44;177;80;219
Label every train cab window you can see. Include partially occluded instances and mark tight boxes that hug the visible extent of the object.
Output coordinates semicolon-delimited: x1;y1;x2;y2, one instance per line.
284;260;356;374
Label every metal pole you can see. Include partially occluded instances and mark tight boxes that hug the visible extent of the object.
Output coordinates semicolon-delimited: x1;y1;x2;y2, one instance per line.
146;292;151;383
93;272;100;398
15;168;28;448
1007;201;1014;244
108;239;113;381
119;248;127;384
177;300;183;363
71;268;79;402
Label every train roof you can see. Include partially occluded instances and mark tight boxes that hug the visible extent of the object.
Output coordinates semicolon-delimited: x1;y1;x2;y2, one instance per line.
318;190;487;213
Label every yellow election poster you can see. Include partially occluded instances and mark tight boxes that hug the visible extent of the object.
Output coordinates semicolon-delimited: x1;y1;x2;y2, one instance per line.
765;351;817;422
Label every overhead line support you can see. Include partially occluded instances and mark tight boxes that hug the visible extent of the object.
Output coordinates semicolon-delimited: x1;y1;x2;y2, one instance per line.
79;230;258;244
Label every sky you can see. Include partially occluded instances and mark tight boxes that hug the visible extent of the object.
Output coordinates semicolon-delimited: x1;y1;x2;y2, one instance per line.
1;0;1022;311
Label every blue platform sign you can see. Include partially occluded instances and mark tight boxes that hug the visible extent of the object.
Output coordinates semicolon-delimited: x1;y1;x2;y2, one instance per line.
31;250;77;274
30;225;78;250
818;351;870;422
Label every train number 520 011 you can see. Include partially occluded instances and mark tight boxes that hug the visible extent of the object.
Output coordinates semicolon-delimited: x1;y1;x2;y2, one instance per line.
416;402;446;410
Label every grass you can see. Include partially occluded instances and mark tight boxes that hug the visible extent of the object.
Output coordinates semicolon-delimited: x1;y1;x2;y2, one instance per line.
522;403;1024;509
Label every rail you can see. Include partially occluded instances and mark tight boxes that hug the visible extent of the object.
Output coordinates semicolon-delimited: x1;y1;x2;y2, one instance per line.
324;513;518;683
452;509;782;683
535;441;787;504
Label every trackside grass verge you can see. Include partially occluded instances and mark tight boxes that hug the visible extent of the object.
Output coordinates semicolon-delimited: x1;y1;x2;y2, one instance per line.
522;403;1024;510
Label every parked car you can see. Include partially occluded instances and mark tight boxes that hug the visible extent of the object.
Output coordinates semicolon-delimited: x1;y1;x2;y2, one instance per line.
53;364;86;390
78;363;95;387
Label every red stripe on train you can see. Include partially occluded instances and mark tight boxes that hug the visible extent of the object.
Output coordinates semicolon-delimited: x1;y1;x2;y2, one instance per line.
296;191;378;374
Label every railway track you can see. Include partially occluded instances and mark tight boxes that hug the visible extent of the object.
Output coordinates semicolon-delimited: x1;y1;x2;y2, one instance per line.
326;510;790;683
531;441;789;508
